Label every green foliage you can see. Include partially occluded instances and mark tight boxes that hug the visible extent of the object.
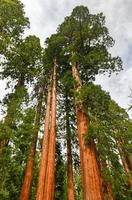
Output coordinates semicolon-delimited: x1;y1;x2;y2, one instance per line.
74;168;83;200
0;85;28;145
0;3;131;200
57;5;122;81
77;82;132;199
0;0;29;54
76;83;110;114
0;107;35;200
2;35;42;82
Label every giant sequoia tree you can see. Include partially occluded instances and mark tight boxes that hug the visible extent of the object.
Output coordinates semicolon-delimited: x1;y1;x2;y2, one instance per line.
0;2;132;200
56;6;122;200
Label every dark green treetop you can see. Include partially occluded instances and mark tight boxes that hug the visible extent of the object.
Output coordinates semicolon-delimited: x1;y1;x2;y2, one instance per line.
0;0;29;54
1;35;43;83
57;5;122;82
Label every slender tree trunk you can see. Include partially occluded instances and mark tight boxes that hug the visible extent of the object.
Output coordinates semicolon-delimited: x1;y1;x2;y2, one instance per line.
116;141;132;189
19;83;44;200
107;183;114;200
72;64;103;200
100;160;114;200
127;154;132;171
66;109;74;200
44;59;57;200
67;135;75;200
36;77;52;200
120;139;132;171
97;136;114;200
0;76;25;157
65;95;75;200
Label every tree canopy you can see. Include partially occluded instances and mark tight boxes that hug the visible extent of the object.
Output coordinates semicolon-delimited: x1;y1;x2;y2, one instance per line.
0;2;131;200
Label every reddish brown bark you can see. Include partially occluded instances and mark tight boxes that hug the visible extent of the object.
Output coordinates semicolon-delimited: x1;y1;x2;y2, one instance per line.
116;141;132;190
72;64;103;200
44;60;57;200
36;79;52;200
127;154;132;171
119;139;132;171
19;84;44;200
101;160;114;200
65;95;75;200
107;183;114;200
67;138;75;200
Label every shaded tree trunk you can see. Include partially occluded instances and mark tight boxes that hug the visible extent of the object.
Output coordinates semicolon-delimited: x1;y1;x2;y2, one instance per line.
36;77;52;200
116;141;132;189
65;95;75;200
67;136;75;200
107;183;114;200
127;154;132;171
100;160;114;200
72;64;103;200
19;83;44;200
43;59;57;200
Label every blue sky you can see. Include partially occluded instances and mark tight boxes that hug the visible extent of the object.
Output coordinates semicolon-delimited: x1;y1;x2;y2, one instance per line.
1;0;132;117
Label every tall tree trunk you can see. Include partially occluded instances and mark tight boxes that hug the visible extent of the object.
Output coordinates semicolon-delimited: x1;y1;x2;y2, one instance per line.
36;77;52;200
116;141;132;189
72;64;103;200
19;83;44;200
107;183;114;200
0;76;25;157
66;118;75;200
65;95;75;200
127;154;132;171
67;134;75;200
100;160;114;200
43;59;57;200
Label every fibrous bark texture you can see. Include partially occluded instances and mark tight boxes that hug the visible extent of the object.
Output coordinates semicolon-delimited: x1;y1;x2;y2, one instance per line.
65;95;75;200
19;84;44;200
44;59;57;200
36;60;57;200
36;83;52;200
72;64;103;200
